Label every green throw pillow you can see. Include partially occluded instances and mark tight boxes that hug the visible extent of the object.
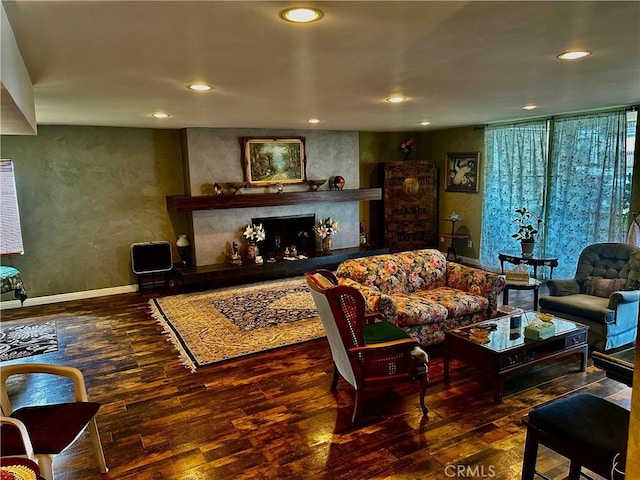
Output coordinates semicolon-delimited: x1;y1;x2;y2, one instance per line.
364;321;410;344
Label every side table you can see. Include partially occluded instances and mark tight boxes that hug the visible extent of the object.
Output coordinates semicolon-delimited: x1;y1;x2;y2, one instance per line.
442;217;468;262
502;278;541;311
441;233;469;261
498;251;558;279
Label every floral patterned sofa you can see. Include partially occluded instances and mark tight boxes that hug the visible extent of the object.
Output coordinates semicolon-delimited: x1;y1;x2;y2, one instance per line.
336;249;506;346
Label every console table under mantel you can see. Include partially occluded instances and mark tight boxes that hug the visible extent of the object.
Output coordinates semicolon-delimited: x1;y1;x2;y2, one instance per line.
166;188;382;211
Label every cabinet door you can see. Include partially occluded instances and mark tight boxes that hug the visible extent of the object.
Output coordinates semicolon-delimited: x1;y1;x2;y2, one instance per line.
383;161;438;252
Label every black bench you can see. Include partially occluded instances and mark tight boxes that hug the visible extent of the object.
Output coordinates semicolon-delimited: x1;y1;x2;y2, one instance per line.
521;393;629;479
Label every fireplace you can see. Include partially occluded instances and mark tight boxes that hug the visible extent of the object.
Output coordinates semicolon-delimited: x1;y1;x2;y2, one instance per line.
252;214;315;257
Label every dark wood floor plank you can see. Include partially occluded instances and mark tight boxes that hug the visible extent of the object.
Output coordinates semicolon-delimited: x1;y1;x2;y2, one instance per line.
0;286;627;480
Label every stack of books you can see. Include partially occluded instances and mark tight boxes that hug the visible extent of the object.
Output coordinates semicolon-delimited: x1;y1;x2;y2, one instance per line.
505;270;530;284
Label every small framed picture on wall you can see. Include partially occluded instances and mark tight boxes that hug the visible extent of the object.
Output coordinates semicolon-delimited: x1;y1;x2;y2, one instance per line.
445;152;480;193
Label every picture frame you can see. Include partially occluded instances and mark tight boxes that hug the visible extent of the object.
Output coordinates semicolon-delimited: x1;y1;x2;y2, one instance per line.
445;152;480;192
241;137;307;186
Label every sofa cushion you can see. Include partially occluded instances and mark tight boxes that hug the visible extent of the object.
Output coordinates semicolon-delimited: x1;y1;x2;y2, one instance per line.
538;294;614;324
415;287;489;318
364;321;412;343
393;249;447;291
584;276;627;298
336;255;408;294
391;294;448;327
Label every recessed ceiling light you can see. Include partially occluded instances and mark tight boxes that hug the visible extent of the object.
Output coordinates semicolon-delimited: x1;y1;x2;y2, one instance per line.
307;118;321;124
419;121;431;126
522;105;538;110
557;50;591;60
280;7;323;23
188;84;212;91
386;96;407;103
151;112;170;118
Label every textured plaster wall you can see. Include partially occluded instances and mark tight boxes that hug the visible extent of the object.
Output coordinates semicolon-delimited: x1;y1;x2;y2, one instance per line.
419;126;484;260
182;128;359;265
0;126;185;297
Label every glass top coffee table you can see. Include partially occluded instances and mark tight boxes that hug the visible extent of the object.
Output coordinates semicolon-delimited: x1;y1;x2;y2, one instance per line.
444;312;588;403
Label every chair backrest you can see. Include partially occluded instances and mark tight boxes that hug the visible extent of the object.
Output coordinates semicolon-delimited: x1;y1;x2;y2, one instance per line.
575;243;640;291
305;270;361;388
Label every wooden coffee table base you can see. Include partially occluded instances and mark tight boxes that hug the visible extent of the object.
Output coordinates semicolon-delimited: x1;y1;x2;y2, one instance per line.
444;314;588;403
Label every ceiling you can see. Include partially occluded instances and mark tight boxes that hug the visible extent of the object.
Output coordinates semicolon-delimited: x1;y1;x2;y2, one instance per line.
2;1;639;134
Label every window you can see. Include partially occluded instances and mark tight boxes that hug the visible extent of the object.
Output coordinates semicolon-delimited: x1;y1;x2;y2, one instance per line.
0;159;24;255
480;108;636;278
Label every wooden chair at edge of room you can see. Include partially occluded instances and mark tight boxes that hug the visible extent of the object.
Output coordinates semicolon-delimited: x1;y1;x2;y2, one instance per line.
0;363;109;480
305;269;429;423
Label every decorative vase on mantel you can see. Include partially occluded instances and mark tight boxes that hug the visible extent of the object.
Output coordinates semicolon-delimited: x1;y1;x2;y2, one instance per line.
322;235;332;255
246;242;259;262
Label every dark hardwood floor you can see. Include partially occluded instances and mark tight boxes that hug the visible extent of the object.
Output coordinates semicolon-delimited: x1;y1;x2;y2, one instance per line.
0;283;631;480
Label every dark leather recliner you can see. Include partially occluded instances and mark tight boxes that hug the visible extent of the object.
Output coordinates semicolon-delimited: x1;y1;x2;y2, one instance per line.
538;243;640;351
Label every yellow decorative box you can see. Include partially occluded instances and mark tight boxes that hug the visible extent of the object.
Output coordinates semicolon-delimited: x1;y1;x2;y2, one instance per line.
524;320;556;340
505;270;530;283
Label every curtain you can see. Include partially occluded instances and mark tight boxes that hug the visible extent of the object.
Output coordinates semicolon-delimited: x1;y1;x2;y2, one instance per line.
545;110;628;277
479;110;629;279
479;121;548;270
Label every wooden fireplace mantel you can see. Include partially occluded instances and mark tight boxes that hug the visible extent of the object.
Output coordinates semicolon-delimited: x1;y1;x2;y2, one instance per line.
166;188;382;212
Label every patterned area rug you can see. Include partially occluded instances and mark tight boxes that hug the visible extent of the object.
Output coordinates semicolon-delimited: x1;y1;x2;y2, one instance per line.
149;277;324;371
0;320;58;361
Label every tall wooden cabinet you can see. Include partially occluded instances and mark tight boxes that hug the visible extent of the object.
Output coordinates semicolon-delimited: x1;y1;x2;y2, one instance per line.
382;161;438;252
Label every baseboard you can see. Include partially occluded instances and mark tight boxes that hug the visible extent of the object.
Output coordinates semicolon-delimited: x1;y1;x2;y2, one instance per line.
0;284;139;310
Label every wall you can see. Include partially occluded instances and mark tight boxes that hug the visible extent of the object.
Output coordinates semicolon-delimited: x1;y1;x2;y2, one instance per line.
0;126;362;300
0;126;185;297
358;127;484;260
420;126;485;261
181;128;360;265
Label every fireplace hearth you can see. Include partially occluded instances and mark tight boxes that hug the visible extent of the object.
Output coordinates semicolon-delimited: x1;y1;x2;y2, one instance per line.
252;214;315;257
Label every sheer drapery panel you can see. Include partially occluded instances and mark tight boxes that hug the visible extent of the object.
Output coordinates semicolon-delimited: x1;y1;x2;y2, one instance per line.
480;121;548;268
480;109;631;279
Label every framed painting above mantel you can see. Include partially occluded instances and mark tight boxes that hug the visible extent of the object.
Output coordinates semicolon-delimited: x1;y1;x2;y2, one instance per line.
241;137;307;186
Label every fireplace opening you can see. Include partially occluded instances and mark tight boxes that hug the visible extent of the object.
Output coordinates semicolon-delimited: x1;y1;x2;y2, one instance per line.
252;214;316;258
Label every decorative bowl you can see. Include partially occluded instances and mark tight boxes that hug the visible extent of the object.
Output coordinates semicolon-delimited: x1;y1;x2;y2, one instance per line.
225;182;247;194
307;179;327;191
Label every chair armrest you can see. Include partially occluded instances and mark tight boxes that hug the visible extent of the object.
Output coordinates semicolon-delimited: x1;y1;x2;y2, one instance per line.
609;290;640;308
349;337;418;352
546;279;580;296
446;263;505;295
0;363;89;415
446;263;506;316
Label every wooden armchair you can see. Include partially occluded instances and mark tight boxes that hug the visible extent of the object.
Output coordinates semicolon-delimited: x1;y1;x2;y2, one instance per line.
0;363;108;480
305;269;429;423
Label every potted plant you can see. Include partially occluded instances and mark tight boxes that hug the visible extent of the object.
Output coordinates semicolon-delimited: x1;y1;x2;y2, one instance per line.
243;223;265;262
314;217;339;254
399;139;417;160
511;207;543;257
